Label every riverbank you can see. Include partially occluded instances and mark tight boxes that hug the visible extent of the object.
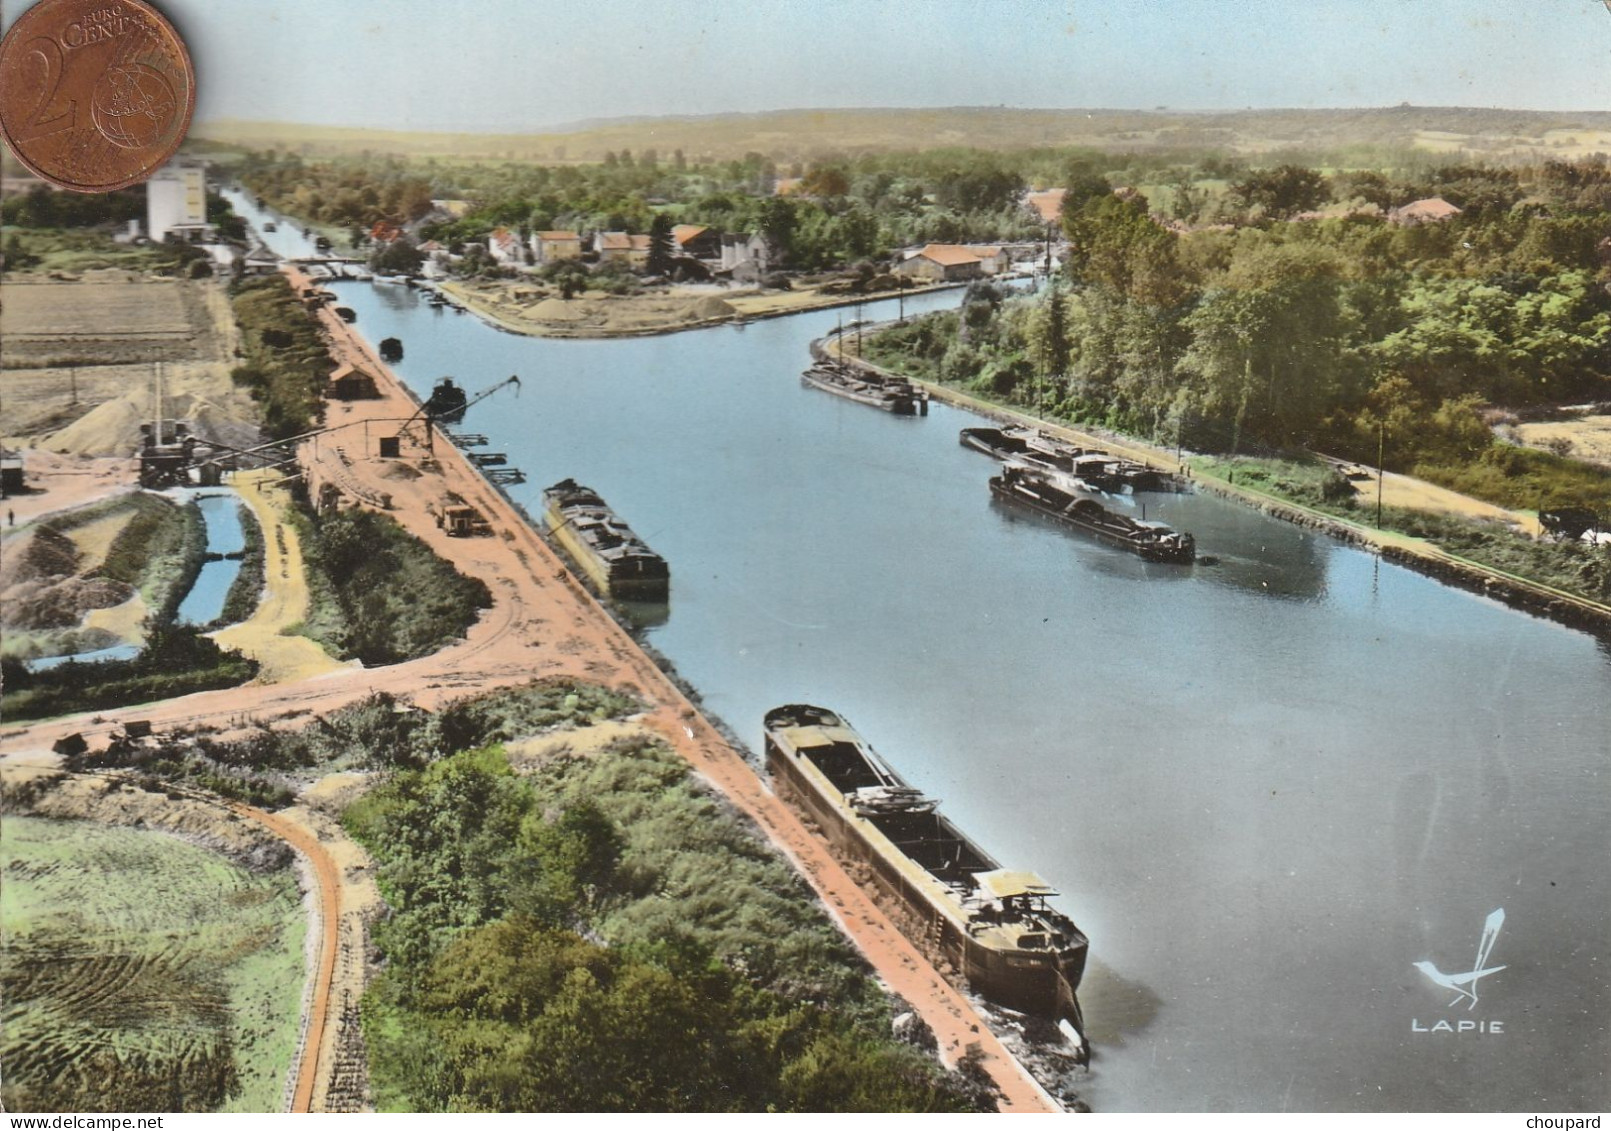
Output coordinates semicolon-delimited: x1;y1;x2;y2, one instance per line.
436;276;968;339
834;331;1611;637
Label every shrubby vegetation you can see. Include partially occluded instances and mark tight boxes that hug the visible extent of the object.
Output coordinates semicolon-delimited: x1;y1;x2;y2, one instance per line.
1;627;259;723
68;683;636;808
294;506;491;666
228;274;332;438
344;727;987;1112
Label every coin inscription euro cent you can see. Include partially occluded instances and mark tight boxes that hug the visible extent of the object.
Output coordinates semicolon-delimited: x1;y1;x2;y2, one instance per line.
0;0;195;192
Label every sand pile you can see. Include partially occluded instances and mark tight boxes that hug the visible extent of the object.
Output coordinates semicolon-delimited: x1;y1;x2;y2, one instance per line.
1;526;135;631
529;298;586;323
40;397;146;455
688;296;737;319
6;576;134;630
0;527;80;588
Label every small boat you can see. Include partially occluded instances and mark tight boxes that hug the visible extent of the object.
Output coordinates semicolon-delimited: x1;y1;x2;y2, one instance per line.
990;464;1196;563
263;221;277;232
764;704;1087;1028
424;378;469;423
378;337;404;363
542;479;669;601
800;363;929;415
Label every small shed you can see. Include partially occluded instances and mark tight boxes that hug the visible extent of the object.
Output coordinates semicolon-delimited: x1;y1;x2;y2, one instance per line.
329;362;380;400
1;450;23;496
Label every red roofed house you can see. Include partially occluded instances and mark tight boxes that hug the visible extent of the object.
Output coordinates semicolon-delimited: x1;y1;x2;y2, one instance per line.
894;244;1003;282
488;227;524;265
1025;188;1067;225
672;224;721;259
594;231;633;264
594;232;652;269
1389;197;1462;226
531;230;582;264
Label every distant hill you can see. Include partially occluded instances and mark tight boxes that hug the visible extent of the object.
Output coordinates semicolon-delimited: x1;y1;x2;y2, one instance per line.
187;105;1611;165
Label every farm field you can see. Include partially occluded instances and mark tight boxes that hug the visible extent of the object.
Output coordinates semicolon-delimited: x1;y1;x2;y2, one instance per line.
1;275;254;455
0;816;306;1112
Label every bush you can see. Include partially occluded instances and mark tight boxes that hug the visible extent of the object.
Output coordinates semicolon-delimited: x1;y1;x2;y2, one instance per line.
297;506;491;665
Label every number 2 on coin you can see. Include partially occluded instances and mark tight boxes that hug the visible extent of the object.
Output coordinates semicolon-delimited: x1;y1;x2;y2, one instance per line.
14;35;77;142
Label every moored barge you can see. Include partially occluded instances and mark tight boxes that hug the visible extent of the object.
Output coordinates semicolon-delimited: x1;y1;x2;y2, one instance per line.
801;363;930;415
764;704;1087;1028
991;464;1196;563
542;479;670;600
963;427;1186;493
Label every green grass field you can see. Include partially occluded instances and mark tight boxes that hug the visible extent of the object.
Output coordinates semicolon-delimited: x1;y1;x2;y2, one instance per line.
0;817;306;1112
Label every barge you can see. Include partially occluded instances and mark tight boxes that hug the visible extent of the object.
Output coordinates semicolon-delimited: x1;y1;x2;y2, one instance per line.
542;479;669;600
960;426;1083;473
764;704;1087;1029
801;363;930;415
962;427;1186;493
991;464;1196;563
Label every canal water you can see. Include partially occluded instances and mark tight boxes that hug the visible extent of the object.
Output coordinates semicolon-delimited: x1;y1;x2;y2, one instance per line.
229;192;1610;1113
176;492;247;627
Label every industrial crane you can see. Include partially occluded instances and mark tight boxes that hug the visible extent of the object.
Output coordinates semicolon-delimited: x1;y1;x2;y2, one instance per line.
391;374;521;455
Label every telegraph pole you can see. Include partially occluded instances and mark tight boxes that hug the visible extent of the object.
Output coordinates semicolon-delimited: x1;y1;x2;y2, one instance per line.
1375;418;1386;529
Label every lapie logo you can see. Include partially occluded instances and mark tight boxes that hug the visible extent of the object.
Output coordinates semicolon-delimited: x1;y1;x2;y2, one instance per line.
1411;908;1507;1035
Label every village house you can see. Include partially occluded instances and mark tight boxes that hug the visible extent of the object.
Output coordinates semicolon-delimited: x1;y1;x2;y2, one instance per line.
594;231;652;269
1389;197;1462;226
719;232;772;278
672;224;721;259
487;227;524;265
894;244;1006;282
531;230;582;264
241;242;282;276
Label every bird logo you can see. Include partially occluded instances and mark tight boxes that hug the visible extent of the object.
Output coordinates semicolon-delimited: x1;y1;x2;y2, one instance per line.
1413;908;1506;1011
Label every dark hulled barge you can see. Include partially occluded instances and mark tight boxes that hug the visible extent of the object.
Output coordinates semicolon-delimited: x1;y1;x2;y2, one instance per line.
542;479;670;600
991;464;1196;563
764;704;1087;1029
801;363;930;415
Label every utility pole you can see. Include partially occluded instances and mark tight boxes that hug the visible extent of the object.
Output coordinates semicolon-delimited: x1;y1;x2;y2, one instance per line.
1375;417;1386;529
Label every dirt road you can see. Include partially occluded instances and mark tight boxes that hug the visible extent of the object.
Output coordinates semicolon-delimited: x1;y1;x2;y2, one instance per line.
228;802;342;1113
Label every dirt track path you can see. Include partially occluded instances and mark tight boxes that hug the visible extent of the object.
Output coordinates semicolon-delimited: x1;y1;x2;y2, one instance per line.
211;469;355;683
228;801;342;1113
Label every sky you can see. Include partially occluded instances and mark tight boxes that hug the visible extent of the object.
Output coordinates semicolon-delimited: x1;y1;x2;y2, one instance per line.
7;0;1611;132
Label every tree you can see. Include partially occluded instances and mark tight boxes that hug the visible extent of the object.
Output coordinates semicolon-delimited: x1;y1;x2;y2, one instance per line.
1027;282;1071;412
1229;165;1331;221
646;213;674;276
758;196;797;266
801;165;851;198
1062;192;1192;307
369;237;425;276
